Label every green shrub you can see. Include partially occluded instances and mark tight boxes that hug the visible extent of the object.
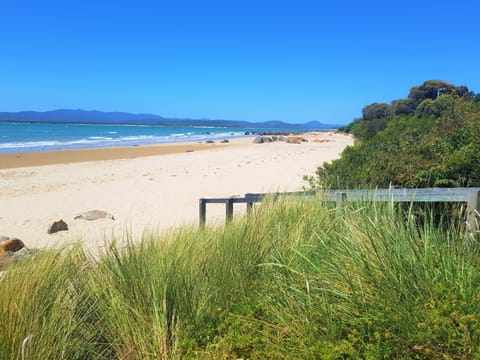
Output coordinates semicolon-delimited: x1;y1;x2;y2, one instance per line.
317;81;480;189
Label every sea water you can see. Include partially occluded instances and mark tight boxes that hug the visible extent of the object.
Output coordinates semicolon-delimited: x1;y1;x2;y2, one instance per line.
0;122;310;153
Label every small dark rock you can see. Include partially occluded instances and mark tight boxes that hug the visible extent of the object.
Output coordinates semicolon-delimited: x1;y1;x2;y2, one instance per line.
206;140;215;144
48;219;69;234
220;139;229;143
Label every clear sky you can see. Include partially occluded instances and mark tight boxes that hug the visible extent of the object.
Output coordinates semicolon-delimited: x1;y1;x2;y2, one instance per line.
1;0;479;124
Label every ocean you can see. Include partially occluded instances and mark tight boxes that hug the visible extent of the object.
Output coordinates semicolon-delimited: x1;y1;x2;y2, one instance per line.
0;122;318;153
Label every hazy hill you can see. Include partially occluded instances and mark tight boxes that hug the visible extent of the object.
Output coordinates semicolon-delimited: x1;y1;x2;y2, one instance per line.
0;109;340;129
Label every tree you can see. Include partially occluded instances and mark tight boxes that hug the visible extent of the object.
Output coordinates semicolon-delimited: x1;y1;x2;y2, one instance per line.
408;80;455;107
453;85;470;98
392;99;415;116
362;102;391;121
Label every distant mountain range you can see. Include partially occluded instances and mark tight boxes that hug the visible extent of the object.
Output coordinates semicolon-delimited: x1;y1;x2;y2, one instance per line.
0;109;341;129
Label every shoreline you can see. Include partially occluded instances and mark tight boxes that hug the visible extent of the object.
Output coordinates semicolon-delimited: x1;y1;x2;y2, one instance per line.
0;140;237;169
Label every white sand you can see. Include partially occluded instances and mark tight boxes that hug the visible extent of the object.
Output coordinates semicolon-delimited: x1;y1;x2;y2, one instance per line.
0;132;354;252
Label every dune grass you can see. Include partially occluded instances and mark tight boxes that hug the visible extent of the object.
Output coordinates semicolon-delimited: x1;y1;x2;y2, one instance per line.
1;196;480;359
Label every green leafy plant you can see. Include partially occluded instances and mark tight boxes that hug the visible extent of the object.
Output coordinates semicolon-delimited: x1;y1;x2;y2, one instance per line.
309;80;480;189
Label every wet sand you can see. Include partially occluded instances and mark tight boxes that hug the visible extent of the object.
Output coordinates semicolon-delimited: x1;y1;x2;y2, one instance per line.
0;141;226;169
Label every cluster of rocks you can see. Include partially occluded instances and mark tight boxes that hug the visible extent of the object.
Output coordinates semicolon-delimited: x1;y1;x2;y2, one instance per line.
246;131;306;136
204;139;230;144
253;135;308;144
47;210;116;234
0;210;116;270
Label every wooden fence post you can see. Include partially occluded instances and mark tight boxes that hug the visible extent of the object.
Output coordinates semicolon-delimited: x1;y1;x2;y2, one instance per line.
199;198;207;227
226;199;234;223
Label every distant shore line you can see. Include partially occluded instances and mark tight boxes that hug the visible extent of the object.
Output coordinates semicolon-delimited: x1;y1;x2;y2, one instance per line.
0;131;340;169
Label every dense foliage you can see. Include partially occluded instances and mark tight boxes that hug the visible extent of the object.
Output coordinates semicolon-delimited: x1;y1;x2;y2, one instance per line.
311;80;480;189
2;199;480;359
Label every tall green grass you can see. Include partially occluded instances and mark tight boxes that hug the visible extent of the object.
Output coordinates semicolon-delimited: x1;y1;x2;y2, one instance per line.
1;196;480;359
0;246;105;359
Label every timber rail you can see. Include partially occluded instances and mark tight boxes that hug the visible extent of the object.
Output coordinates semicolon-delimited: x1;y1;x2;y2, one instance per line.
199;187;480;228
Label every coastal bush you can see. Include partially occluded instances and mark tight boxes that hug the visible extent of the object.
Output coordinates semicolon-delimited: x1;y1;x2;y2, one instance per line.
1;197;480;358
310;80;480;189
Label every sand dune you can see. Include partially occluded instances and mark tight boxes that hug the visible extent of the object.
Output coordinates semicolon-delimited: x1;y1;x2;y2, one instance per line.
0;132;354;252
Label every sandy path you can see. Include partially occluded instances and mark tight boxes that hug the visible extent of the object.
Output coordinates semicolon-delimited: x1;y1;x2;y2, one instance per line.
0;132;354;252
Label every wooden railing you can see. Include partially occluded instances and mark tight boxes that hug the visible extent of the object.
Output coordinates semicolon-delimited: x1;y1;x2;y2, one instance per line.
199;188;480;228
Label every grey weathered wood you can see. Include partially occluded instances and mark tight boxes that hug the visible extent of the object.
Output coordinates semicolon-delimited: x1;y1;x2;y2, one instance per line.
199;188;480;226
199;198;207;226
226;198;234;222
199;197;249;204
325;188;478;203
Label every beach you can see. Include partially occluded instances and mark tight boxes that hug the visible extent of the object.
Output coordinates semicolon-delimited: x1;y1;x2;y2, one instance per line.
0;132;354;252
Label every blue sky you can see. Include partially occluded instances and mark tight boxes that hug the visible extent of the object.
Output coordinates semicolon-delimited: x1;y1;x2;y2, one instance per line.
1;0;479;124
